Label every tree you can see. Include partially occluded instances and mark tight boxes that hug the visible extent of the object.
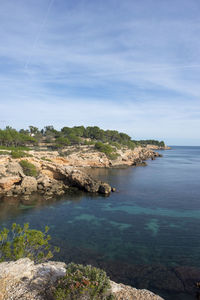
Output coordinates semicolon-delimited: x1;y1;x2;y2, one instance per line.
29;126;39;135
0;223;59;263
55;137;71;147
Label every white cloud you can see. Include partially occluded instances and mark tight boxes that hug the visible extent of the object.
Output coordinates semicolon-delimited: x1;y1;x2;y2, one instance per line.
0;0;200;144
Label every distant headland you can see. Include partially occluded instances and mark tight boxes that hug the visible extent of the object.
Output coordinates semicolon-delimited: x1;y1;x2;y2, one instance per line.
0;125;169;200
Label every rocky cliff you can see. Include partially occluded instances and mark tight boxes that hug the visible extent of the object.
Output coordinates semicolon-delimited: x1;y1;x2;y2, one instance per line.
0;258;164;300
0;146;162;199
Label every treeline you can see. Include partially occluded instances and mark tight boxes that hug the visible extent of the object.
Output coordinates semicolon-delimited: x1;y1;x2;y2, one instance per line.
0;127;37;147
0;125;165;149
138;140;165;147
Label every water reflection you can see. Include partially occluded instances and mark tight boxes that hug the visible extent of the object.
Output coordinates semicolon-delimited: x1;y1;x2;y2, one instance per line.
0;147;200;300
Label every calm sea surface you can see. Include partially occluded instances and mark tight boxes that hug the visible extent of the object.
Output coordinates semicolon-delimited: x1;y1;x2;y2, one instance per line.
0;146;200;299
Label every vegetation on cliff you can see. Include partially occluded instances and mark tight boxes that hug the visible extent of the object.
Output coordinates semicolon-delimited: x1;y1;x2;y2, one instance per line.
52;262;114;300
0;223;59;263
94;142;119;160
0;125;165;152
0;223;114;299
19;160;38;177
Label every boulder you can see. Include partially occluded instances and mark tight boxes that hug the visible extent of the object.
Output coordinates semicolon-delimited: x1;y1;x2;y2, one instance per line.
37;174;51;189
99;182;111;194
21;176;37;194
6;162;24;177
0;258;66;300
69;169;100;192
110;281;164;300
0;176;21;191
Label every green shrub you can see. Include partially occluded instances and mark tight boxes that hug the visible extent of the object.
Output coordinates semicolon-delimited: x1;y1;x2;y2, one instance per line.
0;151;10;155
11;150;32;158
0;145;30;151
84;140;95;145
95;142;118;160
0;223;60;263
106;152;119;160
55;137;71;146
110;142;121;150
41;156;52;162
19;160;38;177
59;150;74;157
52;263;114;300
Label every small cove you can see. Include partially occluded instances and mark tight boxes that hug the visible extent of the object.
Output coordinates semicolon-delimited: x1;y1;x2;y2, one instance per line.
0;146;200;300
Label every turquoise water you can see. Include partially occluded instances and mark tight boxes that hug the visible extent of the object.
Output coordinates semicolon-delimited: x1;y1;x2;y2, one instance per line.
0;146;200;299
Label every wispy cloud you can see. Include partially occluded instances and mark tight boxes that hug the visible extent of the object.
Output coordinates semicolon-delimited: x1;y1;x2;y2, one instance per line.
0;0;200;144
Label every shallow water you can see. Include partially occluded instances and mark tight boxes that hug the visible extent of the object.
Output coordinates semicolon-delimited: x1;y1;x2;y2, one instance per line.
0;146;200;300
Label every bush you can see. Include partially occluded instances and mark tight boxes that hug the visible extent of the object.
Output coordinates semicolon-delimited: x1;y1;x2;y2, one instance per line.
41;156;52;162
59;150;74;157
106;153;119;160
0;223;60;263
19;160;38;177
95;142;118;160
11;150;32;158
52;263;114;300
110;142;121;150
0;151;10;155
0;145;30;151
84;140;95;145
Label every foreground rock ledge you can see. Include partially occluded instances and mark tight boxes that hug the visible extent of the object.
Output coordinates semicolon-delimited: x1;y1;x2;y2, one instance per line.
0;258;164;300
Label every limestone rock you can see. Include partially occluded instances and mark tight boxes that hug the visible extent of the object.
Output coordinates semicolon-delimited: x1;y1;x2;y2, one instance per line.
0;259;164;300
5;162;25;177
68;169;100;193
0;145;163;199
0;258;66;300
99;182;111;194
110;281;164;300
21;176;38;194
0;176;21;191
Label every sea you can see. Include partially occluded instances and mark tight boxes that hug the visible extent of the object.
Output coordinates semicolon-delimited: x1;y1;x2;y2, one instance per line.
0;146;200;300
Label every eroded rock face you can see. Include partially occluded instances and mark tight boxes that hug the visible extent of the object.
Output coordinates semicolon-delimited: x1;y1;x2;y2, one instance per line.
0;176;21;191
99;182;112;194
0;159;112;198
0;145;163;199
21;176;38;194
110;281;164;300
0;258;66;300
0;259;164;300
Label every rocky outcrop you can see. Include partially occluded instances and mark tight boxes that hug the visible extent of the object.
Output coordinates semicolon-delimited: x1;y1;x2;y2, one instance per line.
0;258;66;300
110;281;164;300
0;259;164;300
21;176;38;194
0;176;21;191
0;159;112;198
0;145;164;199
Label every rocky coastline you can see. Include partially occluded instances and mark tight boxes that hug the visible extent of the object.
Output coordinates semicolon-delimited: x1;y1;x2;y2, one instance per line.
0;258;164;300
0;145;163;200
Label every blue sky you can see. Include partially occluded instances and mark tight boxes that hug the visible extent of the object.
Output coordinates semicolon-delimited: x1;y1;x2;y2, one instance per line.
0;0;200;145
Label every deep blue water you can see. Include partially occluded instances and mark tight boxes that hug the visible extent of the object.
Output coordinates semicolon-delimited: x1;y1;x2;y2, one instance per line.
0;146;200;300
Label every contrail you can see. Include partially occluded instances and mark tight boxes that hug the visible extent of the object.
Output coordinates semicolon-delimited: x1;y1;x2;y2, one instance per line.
24;0;55;71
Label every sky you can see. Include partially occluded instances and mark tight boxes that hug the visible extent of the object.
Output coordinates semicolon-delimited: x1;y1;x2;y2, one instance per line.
0;0;200;145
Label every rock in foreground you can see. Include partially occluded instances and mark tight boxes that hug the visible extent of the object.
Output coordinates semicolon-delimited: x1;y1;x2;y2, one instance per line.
0;258;164;300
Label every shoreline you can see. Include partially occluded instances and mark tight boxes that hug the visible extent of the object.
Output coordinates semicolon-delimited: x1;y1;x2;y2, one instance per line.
0;145;167;200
